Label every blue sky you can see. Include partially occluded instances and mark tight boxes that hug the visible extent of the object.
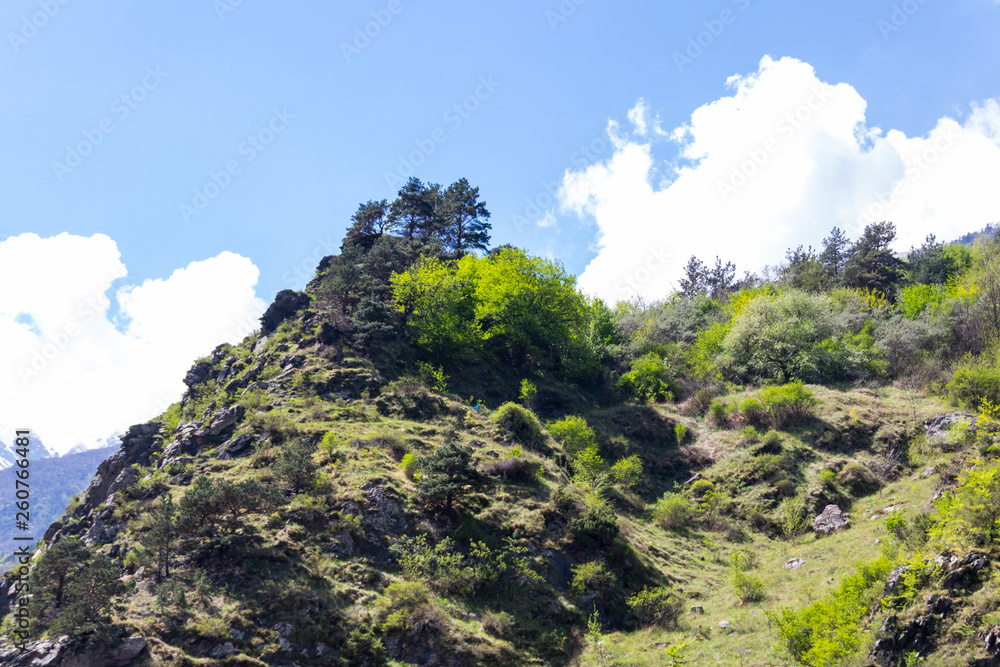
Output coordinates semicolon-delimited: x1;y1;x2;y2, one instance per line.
4;0;1000;451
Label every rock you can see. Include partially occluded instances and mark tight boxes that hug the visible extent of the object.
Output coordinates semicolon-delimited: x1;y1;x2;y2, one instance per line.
784;558;806;571
110;637;147;664
209;642;235;658
217;434;256;460
885;566;911;597
542;550;574;590
690;605;704;614
719;620;731;629
924;412;976;444
207;405;244;437
260;290;310;335
984;625;1000;658
318;322;341;346
813;504;851;536
183;361;214;389
922;467;935;478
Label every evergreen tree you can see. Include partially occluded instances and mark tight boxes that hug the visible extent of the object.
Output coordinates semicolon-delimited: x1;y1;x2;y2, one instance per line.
141;494;177;580
417;442;488;510
214;479;284;524
343;199;389;250
819;226;852;279
29;537;91;625
387;178;441;241
46;554;129;643
706;256;737;299
274;440;319;494
440;178;491;254
678;256;708;297
907;234;954;285
782;245;828;292
842;221;904;296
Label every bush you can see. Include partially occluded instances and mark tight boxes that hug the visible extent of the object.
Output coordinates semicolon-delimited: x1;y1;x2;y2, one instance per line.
481;611;514;637
573;447;608;486
611;454;644;488
779;495;810;540
708;400;730;427
731;570;765;603
273;440;319;493
627;586;684;628
492;402;545;448
653;493;695;530
318;431;339;463
618;352;679;402
730;548;759;571
687;479;715;498
674;423;689;444
400;452;419;480
570;498;620;547
837;462;879;496
948;359;1000;410
885;511;908;540
518;379;537;405
570;561;615;597
483;457;540;484
758;381;817;426
740;398;769;429
548;415;598;458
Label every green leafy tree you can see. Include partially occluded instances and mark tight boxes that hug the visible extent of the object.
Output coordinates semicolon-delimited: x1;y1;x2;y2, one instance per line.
417;442;488;510
782;245;829;292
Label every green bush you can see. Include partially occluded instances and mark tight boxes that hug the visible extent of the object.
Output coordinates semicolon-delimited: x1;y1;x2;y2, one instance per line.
731;570;765;603
674;423;688;444
492;402;545;448
618;352;679;402
519;379;537;405
740;398;769;429
548;415;598;458
948;359;1000;410
758;381;817;426
885;511;907;540
730;548;759;572
610;454;643;488
570;498;620;547
688;479;715;498
318;431;338;463
626;586;684;628
400;452;419;480
836;462;879;496
653;493;695;530
570;561;615;597
708;400;730;427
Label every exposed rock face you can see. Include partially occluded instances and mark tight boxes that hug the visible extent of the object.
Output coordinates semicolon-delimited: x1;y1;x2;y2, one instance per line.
813;504;850;536
941;552;989;592
870;597;952;666
924;413;976;443
216;433;256;460
260;290;310;335
183;361;214;389
784;558;806;571
0;636;146;666
207;405;244;437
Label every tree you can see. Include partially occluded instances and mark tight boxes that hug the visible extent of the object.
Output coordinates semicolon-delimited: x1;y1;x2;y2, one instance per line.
842;221;903;296
706;257;737;299
274;440;319;494
388;177;441;241
440;178;491;254
29;537;92;625
343;199;390;250
141;494;177;580
782;246;828;292
819;227;852;279
678;256;708;297
417;442;488;510
907;234;956;285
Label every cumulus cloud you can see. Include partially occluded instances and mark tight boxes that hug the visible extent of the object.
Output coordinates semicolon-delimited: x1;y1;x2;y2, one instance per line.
0;233;267;454
561;56;1000;303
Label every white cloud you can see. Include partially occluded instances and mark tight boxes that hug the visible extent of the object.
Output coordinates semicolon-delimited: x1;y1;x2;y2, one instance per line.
0;233;267;454
561;56;1000;303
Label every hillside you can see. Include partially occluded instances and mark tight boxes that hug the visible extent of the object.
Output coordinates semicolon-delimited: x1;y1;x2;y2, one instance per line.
4;181;1000;666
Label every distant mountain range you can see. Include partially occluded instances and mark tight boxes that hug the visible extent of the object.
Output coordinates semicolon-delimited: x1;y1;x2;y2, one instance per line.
0;428;57;469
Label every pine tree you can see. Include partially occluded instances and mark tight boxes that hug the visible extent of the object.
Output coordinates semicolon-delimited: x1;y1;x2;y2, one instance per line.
274;440;319;494
388;178;441;241
417;442;488;510
343;199;389;250
706;256;736;299
440;178;491;254
819;227;852;279
678;256;708;297
141;494;177;579
842;221;903;296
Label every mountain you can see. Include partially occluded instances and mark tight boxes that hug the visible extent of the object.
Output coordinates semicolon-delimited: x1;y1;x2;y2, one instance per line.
0;428;56;469
4;201;1000;665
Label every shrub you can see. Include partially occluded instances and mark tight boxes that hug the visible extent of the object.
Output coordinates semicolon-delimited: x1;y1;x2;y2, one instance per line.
548;415;598;458
934;459;1000;544
318;432;338;463
731;570;765;603
778;495;810;540
378;581;445;633
626;586;684;628
653;493;695;530
573;447;608;486
688;387;716;416
519;379;537;405
674;423;689;444
417;442;488;510
730;548;759;571
400;452;419;480
885;511;908;540
618;352;679;402
758;381;817;426
818;469;837;489
611;454;644;488
481;611;514;637
740;398;769;429
687;479;715;498
483;457;540;484
492;402;545;448
273;440;319;493
948;359;1000;410
708;400;730;427
571;561;615;597
570;498;620;547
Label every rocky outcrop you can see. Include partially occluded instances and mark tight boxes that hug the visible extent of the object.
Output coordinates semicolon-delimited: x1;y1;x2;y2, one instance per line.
0;636;146;666
183;360;214;389
207;405;244;437
870;596;953;666
924;413;976;444
260;290;310;335
813;504;850;536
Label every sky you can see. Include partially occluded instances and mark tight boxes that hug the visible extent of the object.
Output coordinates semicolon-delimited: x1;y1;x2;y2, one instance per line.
2;0;1000;453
